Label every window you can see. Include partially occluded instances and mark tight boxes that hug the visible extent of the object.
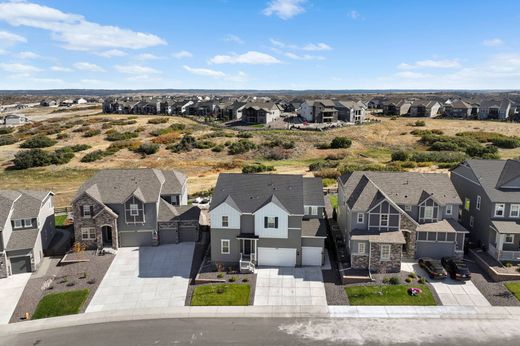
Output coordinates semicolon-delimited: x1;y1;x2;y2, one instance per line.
476;196;481;211
221;216;229;228
221;239;230;254
446;205;453;216
357;242;366;254
424;206;434;219
380;244;391;261
83;205;92;218
357;213;364;224
129;204;139;216
13;220;22;229
265;217;277;228
311;206;318;216
470;216;474;228
437;232;447;242
81;227;96;240
447;233;456;242
465;198;470;211
505;234;514;244
380;214;389;227
405;205;412;212
510;204;520;218
427;232;436;241
23;219;32;227
417;232;427;241
494;204;505;217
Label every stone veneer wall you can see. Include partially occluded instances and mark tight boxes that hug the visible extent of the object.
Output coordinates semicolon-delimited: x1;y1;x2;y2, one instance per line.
369;243;402;273
0;252;7;278
400;214;418;258
351;254;369;270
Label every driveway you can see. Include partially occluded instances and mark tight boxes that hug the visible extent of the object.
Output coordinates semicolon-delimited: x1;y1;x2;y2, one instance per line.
402;261;490;307
0;273;31;324
254;267;327;306
86;243;195;312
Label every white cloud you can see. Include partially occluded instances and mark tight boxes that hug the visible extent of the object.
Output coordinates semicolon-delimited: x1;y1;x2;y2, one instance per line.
115;64;160;74
0;2;166;52
483;38;504;47
270;38;287;48
263;0;305;20
96;49;127;58
285;52;324;61
136;53;162;60
16;51;41;59
347;10;360;20
51;66;73;72
302;43;332;51
73;62;105;72
172;50;193;59
398;59;461;69
0;63;42;73
209;51;281;65
183;65;247;82
224;34;244;44
0;30;26;46
395;71;431;79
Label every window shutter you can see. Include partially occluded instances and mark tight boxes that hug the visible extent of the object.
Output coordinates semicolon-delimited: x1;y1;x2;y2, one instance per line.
80;205;84;217
90;205;94;217
264;217;268;228
275;217;278;228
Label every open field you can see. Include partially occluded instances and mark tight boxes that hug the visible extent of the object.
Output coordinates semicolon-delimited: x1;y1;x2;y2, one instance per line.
1;106;520;206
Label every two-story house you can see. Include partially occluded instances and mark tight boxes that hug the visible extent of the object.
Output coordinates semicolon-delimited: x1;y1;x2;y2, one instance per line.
334;101;367;123
337;172;467;273
239;102;282;124
478;100;513;120
0;190;55;278
409;101;442;118
299;100;339;123
451;159;520;261
73;169;200;250
209;174;326;272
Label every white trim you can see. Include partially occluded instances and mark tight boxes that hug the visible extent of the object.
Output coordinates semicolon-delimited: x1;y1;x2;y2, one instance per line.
358;242;366;254
476;195;481;211
494;203;505;217
446;205;453;215
424;206;434;220
380;214;389;227
504;234;514;244
83;204;92;218
81;227;96;240
380;244;391;261
221;215;229;228
357;213;364;224
221;239;230;254
129;203;139;216
13;219;23;229
510;204;520;218
405;205;412;212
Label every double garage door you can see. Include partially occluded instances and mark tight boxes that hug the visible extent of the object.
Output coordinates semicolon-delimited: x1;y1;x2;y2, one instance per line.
119;231;153;247
160;226;199;244
257;247;323;267
10;256;31;274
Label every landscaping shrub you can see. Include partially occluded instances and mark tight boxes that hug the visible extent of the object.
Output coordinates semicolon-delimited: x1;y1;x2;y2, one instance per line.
148;117;169;124
264;139;295;149
408;272;417;279
430;141;459;151
330;137;352;149
105;131;138;141
437;162;459;169
242;278;249;283
228;139;256;155
48;149;74;165
391;150;410;162
405;277;413;283
80;150;105;163
491;137;520;149
314;168;340;179
13;149;52;169
0;134;18;146
418;277;426;284
414;120;426;127
315;142;331;149
169;123;186;131
83;129;101;137
20;135;57;148
410;151;466;163
457;131;520;148
0;127;14;135
212;144;224;153
340;163;402;174
136;143;160;155
217;273;224;279
195;140;216;149
69;144;92;152
101;122;113;130
168;135;197;153
388;277;401;285
229;276;237;283
399;161;417;169
242;164;275;174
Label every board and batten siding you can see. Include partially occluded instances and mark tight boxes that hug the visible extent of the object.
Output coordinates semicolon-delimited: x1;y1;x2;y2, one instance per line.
254;202;289;239
211;202;241;229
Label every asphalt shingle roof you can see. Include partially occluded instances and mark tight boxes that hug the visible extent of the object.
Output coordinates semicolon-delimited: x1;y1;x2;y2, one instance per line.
6;228;39;251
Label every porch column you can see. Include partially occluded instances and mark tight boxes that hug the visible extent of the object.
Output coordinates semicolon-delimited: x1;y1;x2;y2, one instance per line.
497;233;504;259
111;222;118;250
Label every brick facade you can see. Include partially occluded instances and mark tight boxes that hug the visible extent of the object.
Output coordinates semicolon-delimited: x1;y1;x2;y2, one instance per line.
369;243;402;273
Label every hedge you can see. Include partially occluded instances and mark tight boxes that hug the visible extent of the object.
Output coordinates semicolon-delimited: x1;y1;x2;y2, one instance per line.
242;164;275;174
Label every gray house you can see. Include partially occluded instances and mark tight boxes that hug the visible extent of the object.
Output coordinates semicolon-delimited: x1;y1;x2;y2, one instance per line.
0;190;55;278
478;100;513;120
72;169;200;250
337;172;467;273
334;101;367;123
209;174;326;272
409;101;442;118
451;160;520;261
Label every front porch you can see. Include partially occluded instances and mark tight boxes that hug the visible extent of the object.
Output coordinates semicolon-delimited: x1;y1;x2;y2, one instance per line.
237;235;258;273
489;221;520;261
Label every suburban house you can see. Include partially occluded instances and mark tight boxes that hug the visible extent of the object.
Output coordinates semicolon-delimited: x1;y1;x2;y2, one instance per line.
239;102;282;124
334;101;367;123
337;172;467;273
478;100;513;120
409;101;442;117
0;190;55;278
443;100;474;118
209;174;326;272
40;100;57;107
187;101;220;117
72;169;200;250
299;100;339;123
451;159;520;261
382;100;413;116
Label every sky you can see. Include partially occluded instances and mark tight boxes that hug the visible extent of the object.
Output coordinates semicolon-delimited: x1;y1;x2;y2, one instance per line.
0;0;519;90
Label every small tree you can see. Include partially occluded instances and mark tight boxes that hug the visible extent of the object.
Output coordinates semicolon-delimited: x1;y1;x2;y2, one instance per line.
330;137;352;149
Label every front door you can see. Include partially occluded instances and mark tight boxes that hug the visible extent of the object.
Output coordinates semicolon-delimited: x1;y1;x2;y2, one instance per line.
102;226;112;245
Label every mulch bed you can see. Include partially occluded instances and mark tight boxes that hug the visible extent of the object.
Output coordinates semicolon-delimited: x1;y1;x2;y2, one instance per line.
10;251;114;323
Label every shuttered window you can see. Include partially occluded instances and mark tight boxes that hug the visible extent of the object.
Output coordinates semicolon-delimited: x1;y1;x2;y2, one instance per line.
265;217;278;229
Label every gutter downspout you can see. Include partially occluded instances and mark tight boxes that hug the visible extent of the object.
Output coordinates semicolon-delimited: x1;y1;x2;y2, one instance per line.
368;241;373;281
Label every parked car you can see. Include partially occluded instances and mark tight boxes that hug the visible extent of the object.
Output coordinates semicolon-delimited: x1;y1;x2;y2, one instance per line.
418;258;447;280
441;257;471;281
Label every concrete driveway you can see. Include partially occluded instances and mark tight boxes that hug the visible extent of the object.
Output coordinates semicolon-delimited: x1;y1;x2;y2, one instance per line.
86;243;195;312
0;273;31;324
402;261;490;307
254;267;327;306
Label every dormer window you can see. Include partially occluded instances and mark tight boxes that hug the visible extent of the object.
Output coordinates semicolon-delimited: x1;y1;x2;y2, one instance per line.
265;217;278;229
23;219;32;227
222;216;229;228
424;206;434;220
494;204;505;217
446;205;453;215
129;204;139;216
13;220;23;229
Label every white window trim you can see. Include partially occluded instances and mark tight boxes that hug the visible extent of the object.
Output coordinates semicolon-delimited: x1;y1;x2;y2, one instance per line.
380;244;391;261
510;204;520;218
129;204;139;216
476;196;481;211
405;205;412;212
81;227;96;240
494;203;506;217
446;205;453;215
357;242;366;254
83;205;92;218
424;206;434;219
266;216;277;229
221;239;230;254
505;234;514;244
221;216;229;228
13;219;23;229
310;206;318;216
23;219;32;227
357;213;364;224
380;214;389;227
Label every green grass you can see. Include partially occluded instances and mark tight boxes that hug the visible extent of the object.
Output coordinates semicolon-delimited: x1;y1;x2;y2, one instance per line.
345;285;436;306
505;282;520;301
191;284;250;306
32;289;89;319
54;214;67;227
329;194;338;209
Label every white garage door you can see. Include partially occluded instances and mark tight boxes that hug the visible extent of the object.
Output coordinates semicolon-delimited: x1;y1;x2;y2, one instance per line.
258;247;296;267
302;247;323;266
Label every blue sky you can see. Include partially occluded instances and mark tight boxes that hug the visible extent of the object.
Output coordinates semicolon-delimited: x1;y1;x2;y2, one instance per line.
0;0;519;90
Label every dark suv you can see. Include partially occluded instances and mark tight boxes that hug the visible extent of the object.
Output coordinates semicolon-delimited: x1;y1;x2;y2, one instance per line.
441;257;471;281
418;258;447;280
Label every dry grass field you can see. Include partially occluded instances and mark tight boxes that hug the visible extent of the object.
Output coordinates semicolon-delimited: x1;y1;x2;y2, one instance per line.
1;105;519;206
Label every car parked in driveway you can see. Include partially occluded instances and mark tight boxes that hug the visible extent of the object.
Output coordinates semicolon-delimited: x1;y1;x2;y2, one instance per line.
441;257;471;281
418;258;447;280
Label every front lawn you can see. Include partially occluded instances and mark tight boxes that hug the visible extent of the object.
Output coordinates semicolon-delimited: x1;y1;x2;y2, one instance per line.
345;285;436;306
191;284;250;306
505;282;520;301
32;289;89;319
